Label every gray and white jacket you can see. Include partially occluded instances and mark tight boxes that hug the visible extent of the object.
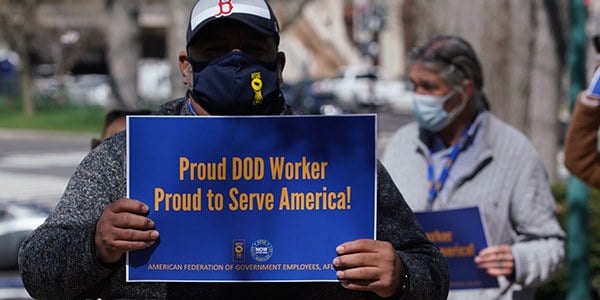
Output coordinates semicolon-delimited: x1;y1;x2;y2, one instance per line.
382;112;565;300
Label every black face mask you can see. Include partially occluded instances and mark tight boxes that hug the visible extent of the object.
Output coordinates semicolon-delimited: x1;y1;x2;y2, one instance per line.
188;51;283;115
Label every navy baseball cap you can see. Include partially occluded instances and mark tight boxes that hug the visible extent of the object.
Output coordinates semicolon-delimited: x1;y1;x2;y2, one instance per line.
186;0;280;48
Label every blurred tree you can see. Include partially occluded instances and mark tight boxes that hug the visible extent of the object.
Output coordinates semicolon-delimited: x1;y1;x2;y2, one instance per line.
106;0;141;109
0;0;39;117
401;0;566;182
35;27;97;105
276;0;367;80
167;0;195;100
269;0;313;31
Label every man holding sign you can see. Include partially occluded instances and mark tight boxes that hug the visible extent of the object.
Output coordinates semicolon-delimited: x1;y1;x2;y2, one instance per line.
19;1;448;299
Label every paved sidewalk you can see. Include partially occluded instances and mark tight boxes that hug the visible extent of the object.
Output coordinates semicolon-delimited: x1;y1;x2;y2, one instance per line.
0;171;71;207
0;152;88;208
0;129;90;208
0;128;92;141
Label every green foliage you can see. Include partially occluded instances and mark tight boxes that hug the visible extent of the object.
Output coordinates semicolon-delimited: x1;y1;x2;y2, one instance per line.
535;184;600;299
0;101;105;133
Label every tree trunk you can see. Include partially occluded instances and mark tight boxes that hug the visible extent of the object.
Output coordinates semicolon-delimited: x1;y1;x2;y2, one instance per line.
167;0;194;100
106;0;141;109
0;0;38;116
401;0;562;181
19;54;34;117
528;0;563;182
378;0;405;79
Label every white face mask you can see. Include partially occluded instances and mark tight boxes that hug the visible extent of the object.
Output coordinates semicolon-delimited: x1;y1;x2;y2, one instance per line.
412;88;465;132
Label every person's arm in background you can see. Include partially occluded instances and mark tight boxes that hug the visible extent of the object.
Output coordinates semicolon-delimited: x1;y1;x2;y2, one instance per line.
564;68;600;189
504;157;565;286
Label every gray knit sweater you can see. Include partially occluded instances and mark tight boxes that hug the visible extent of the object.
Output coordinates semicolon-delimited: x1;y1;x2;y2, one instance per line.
19;98;448;300
382;112;565;300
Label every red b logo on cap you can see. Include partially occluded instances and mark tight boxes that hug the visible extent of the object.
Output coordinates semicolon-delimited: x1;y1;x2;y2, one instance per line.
216;0;234;17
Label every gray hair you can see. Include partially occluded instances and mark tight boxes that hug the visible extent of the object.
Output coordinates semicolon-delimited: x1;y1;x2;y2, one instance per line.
409;35;489;110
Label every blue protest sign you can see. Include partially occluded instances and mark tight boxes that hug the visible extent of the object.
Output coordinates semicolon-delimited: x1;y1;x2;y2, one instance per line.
126;115;376;282
415;206;499;289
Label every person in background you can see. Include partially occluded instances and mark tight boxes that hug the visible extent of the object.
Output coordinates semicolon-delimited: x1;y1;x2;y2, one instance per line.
381;35;565;300
91;109;152;149
564;35;600;189
18;0;449;299
564;78;600;189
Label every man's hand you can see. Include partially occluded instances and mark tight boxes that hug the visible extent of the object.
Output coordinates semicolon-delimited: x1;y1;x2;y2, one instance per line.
94;198;159;264
333;239;405;298
474;245;515;277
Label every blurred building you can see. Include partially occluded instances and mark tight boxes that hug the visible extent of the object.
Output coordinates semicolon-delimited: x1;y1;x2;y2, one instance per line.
33;0;168;74
15;0;405;84
12;0;599;103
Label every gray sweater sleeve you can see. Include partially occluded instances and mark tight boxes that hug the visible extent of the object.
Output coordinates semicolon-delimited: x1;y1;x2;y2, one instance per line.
509;158;565;286
375;161;449;300
18;135;129;299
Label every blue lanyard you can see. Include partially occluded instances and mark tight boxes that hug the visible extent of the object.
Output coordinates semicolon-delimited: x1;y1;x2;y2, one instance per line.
425;123;475;210
187;100;197;116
